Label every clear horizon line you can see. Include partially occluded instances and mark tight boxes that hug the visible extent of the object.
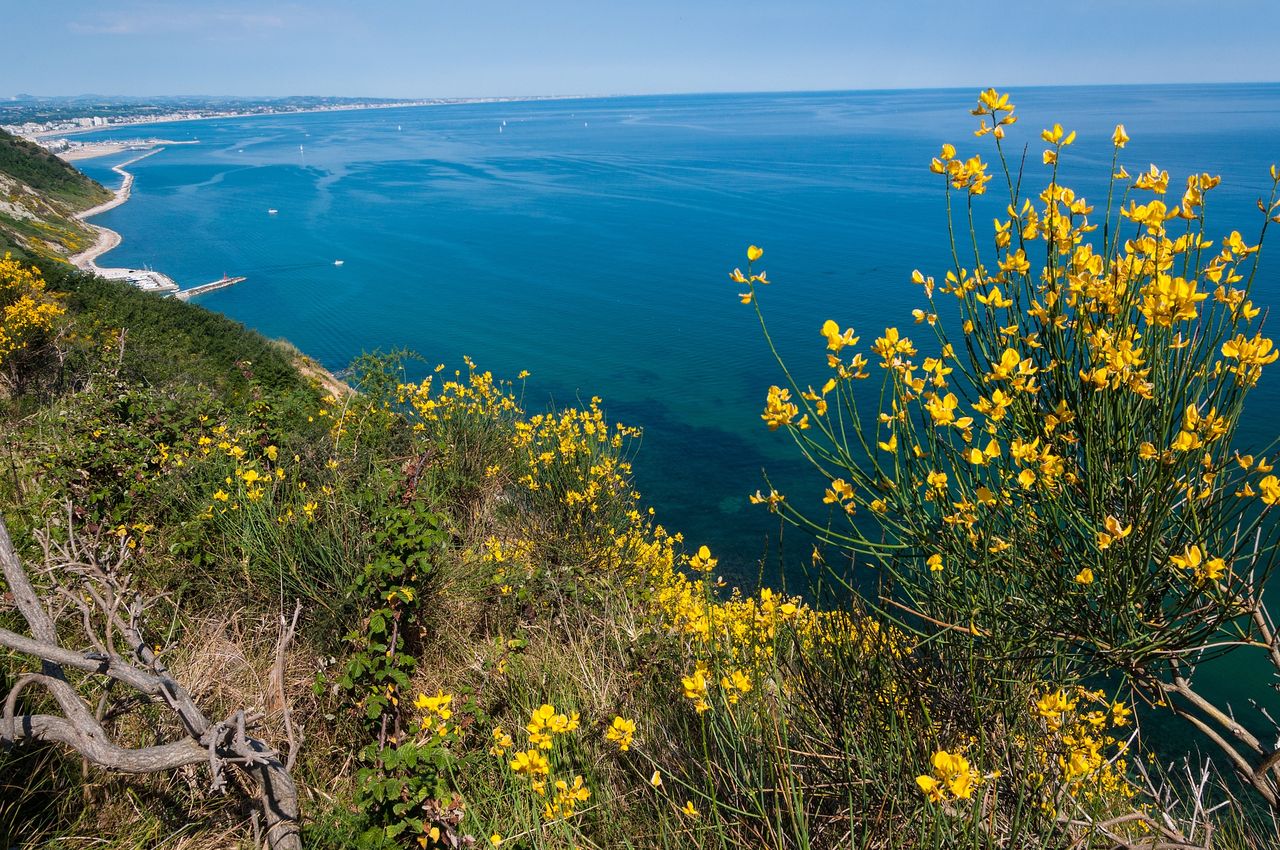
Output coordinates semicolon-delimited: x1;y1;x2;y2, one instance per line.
7;79;1280;102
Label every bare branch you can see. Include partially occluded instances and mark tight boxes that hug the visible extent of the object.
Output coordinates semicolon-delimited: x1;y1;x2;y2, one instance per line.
0;515;302;850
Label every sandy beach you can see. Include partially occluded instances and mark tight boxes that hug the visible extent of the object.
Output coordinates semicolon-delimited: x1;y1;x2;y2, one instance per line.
60;140;161;161
70;148;178;292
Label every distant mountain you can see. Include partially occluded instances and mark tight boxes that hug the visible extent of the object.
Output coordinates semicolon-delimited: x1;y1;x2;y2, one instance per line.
0;128;110;260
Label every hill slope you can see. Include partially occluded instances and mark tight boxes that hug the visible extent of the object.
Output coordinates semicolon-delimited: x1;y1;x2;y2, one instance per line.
0;128;110;260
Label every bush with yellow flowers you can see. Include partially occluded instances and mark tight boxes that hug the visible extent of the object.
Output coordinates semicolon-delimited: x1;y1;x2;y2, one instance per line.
0;252;66;393
742;88;1280;814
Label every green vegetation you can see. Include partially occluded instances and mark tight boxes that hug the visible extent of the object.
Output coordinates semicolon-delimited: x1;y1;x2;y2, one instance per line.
4;90;1280;850
0;129;110;209
0;128;107;259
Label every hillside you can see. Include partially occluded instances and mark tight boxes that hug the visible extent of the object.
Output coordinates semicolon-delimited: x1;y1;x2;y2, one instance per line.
5;88;1280;850
0;128;109;259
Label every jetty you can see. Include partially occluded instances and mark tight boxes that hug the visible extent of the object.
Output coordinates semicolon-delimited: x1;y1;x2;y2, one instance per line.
175;275;247;301
70;148;180;293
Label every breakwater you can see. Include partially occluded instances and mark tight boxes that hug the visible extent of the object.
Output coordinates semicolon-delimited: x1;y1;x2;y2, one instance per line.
71;148;178;293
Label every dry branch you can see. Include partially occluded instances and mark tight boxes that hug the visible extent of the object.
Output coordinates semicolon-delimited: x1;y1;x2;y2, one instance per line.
0;514;302;850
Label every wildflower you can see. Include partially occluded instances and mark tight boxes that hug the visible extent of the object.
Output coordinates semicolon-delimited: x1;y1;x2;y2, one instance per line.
689;545;717;572
489;726;514;756
649;770;663;788
918;749;979;802
1261;475;1280;505
681;665;711;713
1096;516;1132;550
490;835;502;847
1221;332;1279;387
916;774;944;802
1035;690;1076;730
762;385;807;430
509;749;550;777
1112;124;1129;148
680;800;700;818
720;669;752;704
1074;567;1094;585
605;716;636;751
747;245;763;262
1169;544;1228;582
927;554;943;572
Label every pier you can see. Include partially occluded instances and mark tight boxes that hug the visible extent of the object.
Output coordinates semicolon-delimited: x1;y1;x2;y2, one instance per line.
175;275;247;300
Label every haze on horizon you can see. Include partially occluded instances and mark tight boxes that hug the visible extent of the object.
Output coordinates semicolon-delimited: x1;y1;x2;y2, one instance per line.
7;0;1280;99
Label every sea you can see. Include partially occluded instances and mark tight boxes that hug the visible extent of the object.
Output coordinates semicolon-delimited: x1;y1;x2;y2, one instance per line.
70;85;1280;731
73;85;1280;582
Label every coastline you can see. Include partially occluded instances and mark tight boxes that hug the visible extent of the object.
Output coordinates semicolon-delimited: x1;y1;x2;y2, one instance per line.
32;94;595;141
70;148;178;293
59;139;196;161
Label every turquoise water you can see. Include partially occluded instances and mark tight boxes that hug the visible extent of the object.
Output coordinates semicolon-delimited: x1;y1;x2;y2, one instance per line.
74;86;1280;593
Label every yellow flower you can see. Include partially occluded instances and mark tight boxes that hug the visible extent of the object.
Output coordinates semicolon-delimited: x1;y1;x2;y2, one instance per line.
509;748;550;777
1096;516;1132;550
689;545;717;572
605;716;636;751
680;800;700;818
1262;475;1280;505
1074;567;1094;585
681;666;710;713
490;835;502;847
821;319;859;353
649;770;663;788
488;726;514;756
747;245;763;262
916;773;943;802
927;553;943;572
919;749;979;802
1112;123;1129;148
1169;544;1228;582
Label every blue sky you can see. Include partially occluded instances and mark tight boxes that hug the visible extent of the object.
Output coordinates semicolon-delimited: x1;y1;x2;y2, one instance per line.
7;0;1279;97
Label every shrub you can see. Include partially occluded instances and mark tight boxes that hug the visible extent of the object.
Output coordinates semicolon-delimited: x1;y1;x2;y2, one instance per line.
743;88;1280;810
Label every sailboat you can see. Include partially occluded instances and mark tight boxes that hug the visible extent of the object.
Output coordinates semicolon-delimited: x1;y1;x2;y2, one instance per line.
333;260;345;266
268;208;278;215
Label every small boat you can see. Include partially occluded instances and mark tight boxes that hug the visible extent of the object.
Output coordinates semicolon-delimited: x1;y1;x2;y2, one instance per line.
333;260;345;266
268;208;278;215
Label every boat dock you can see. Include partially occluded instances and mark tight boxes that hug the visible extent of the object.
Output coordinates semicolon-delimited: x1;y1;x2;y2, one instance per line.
175;275;247;300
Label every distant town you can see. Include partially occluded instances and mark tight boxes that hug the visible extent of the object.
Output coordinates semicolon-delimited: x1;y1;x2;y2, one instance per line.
0;93;582;149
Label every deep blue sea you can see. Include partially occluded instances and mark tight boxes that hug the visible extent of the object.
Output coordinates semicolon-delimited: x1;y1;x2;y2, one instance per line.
73;86;1280;595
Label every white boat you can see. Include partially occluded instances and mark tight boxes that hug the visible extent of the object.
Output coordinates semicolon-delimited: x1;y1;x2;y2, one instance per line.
333;260;344;266
268;208;278;215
